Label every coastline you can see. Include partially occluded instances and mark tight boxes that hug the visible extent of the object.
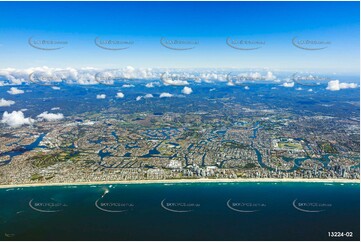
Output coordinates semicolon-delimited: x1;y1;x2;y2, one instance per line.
0;178;359;189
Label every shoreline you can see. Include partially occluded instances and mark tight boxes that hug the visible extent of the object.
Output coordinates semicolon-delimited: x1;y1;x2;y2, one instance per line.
0;178;359;189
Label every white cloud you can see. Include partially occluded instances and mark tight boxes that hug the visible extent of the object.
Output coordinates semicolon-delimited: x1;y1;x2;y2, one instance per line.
161;73;189;86
37;111;64;121
160;92;173;98
144;94;154;99
308;89;313;92
326;80;340;91
51;107;61;110
122;84;134;88
51;86;61;90
163;78;189;86
227;81;235;86
249;72;262;80
145;82;161;88
227;71;277;84
326;80;358;91
200;73;223;82
96;94;106;99
296;87;303;91
0;98;15;107
116;92;125;98
209;88;216;92
95;67;156;84
7;87;24;95
244;86;250;90
282;82;295;88
137;94;153;101
181;86;193;95
264;71;277;81
0;67;284;87
0;66;158;86
1;111;34;128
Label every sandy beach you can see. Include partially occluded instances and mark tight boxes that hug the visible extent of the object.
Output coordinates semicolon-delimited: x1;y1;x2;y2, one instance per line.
0;178;359;189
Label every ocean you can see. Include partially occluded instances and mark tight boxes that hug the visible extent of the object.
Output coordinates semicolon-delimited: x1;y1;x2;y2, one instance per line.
0;182;359;241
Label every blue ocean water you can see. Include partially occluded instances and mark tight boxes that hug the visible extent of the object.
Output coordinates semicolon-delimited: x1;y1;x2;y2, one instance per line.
0;182;359;241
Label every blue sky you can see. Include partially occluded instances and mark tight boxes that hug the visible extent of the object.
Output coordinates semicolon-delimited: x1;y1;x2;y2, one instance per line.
0;1;359;73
